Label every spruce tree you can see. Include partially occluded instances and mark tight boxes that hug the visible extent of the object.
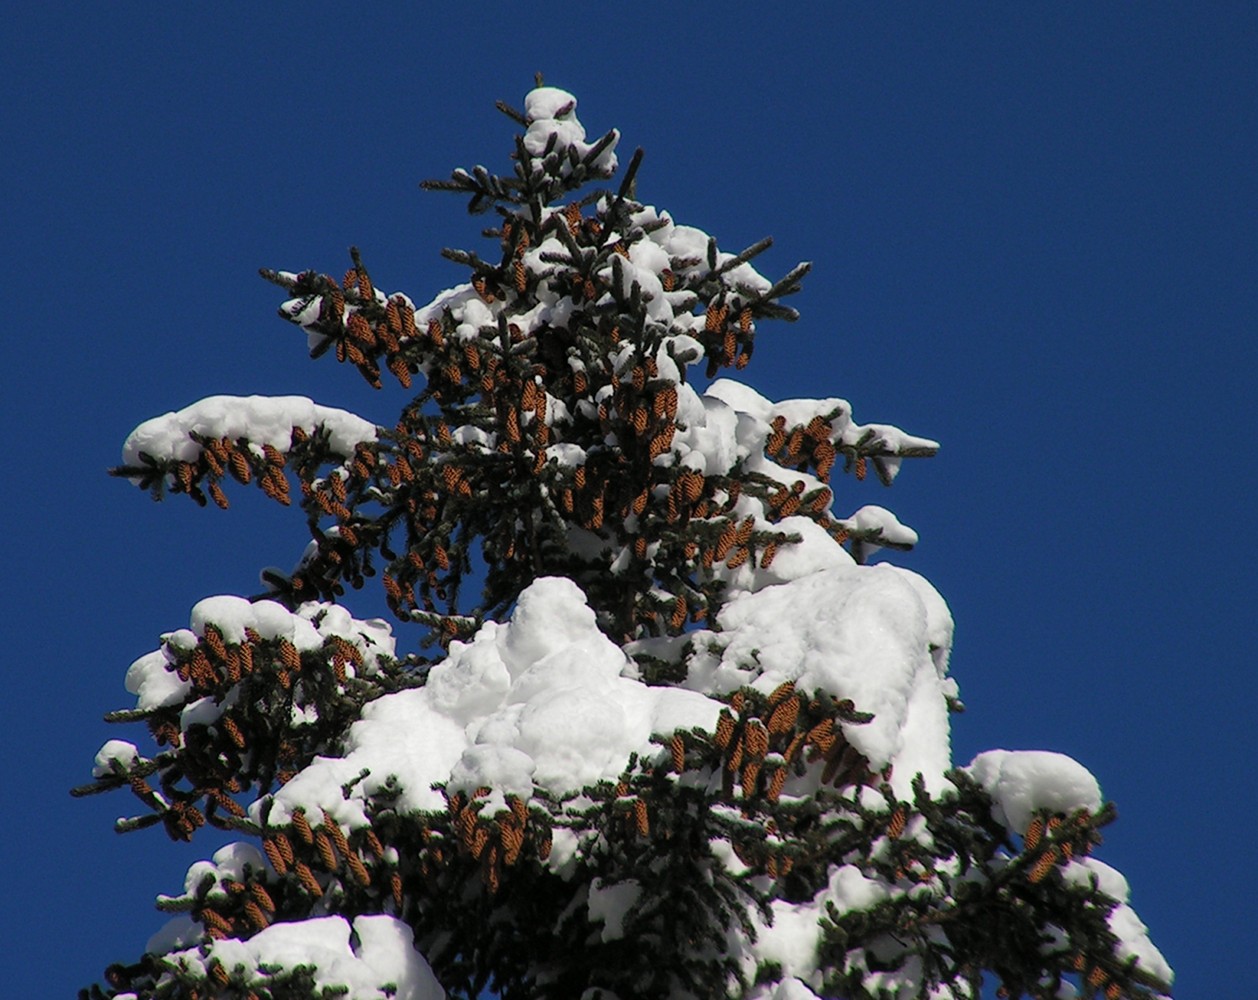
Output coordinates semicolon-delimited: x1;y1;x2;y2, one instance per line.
78;83;1171;1000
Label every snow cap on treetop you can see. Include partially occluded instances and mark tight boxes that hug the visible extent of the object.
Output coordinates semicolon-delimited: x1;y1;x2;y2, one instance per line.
522;85;618;177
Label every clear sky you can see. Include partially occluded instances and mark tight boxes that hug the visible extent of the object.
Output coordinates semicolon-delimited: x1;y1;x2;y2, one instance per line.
4;5;1253;997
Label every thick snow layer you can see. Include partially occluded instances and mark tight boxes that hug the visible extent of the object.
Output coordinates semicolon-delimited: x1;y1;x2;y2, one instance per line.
689;564;955;796
189;596;394;664
124;648;192;711
966;750;1103;833
751;899;825;983
121;395;376;467
671;383;743;476
154;914;444;1000
737;515;854;586
255;577;724;829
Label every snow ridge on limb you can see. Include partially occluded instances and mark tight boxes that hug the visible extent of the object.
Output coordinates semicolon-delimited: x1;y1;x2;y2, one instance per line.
138;900;444;1000
113;395;376;510
86;83;1170;1000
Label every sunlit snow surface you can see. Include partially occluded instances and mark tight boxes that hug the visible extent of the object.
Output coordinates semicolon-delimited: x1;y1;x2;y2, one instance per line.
121;395;376;469
143;915;443;1000
690;562;957;797
140;849;444;998
1063;858;1174;988
240;562;949;829
123;598;395;733
255;576;722;827
522;85;619;176
966;749;1103;834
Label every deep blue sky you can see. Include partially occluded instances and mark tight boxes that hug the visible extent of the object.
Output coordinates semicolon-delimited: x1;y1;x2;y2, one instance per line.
4;6;1253;997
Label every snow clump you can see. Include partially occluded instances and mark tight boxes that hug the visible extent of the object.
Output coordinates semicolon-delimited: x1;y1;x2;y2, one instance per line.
686;563;957;797
522;86;618;176
121;395;376;469
141;914;444;1000
967;749;1103;833
254;577;723;829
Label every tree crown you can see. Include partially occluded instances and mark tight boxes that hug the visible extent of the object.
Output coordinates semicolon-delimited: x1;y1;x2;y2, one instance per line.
82;84;1171;1000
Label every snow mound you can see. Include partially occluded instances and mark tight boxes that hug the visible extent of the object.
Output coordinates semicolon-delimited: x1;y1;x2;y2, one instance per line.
164;843;268;906
92;739;139;777
839;505;919;549
966;749;1103;833
688;563;956;796
256;577;723;829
